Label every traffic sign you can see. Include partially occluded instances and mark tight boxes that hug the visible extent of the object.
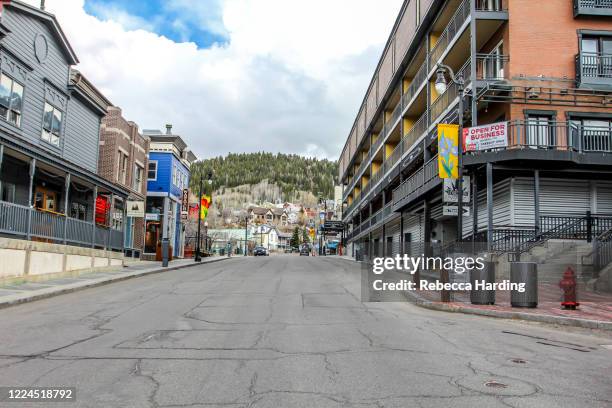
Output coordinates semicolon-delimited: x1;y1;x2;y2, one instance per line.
442;205;470;217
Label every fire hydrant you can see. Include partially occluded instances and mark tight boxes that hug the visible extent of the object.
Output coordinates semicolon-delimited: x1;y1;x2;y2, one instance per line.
559;267;579;310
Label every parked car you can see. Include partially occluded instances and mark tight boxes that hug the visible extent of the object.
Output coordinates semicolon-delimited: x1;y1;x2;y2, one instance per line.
299;246;310;256
254;246;269;256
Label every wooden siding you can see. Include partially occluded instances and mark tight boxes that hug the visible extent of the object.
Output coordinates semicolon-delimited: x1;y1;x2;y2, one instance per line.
64;96;101;172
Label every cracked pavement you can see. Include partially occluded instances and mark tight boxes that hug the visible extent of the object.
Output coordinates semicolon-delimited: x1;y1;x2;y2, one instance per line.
0;256;611;407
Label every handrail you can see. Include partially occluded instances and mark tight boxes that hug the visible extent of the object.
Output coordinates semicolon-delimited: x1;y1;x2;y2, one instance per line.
508;217;585;261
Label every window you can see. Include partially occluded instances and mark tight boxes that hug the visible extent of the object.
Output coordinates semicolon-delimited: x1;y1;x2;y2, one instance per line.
525;111;556;148
133;164;143;193
581;36;612;78
570;117;611;152
0;74;24;127
147;161;158;180
117;152;128;185
70;202;88;220
41;102;63;146
0;182;16;203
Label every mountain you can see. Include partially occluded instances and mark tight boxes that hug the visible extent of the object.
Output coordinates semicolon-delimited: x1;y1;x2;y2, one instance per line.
190;153;338;201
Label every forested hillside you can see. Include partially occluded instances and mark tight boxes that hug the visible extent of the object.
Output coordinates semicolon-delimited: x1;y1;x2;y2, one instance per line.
190;153;338;200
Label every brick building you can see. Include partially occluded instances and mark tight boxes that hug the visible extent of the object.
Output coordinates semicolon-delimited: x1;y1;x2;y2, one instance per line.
99;107;149;256
339;0;612;279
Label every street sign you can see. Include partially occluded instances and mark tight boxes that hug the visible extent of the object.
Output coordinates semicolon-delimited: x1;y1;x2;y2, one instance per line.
443;176;470;203
145;213;160;221
443;205;470;217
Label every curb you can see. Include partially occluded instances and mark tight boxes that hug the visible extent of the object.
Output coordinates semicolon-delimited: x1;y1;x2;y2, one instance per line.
0;257;230;310
336;256;612;331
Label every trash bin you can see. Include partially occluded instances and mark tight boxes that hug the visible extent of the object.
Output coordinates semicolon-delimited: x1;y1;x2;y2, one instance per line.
470;261;495;305
510;262;538;308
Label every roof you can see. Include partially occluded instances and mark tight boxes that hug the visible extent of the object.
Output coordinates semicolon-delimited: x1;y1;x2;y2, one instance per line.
8;0;79;65
69;69;112;116
271;208;287;216
249;206;272;215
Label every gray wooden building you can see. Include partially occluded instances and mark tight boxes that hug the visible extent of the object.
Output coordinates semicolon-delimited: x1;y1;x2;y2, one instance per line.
0;1;128;250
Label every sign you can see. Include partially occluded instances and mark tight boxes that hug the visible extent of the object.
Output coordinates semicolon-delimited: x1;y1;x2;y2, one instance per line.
181;189;189;215
463;121;508;152
324;221;345;233
443;176;471;203
438;124;459;179
145;213;160;221
126;200;145;217
319;211;325;220
443;205;471;217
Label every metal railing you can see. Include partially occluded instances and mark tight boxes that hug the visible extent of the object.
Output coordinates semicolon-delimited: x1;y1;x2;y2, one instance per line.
429;0;470;66
392;155;439;207
593;229;612;276
505;120;612;153
475;0;505;11
475;53;508;81
402;60;428;109
431;81;458;123
402;112;428;153
576;52;612;82
0;200;124;250
575;0;612;10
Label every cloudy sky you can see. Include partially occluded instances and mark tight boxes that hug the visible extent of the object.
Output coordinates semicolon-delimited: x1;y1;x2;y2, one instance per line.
24;0;402;160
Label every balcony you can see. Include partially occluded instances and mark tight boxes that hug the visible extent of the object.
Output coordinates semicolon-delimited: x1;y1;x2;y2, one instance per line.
574;0;612;16
0;201;124;250
464;121;612;165
392;155;440;211
429;0;470;67
575;52;612;90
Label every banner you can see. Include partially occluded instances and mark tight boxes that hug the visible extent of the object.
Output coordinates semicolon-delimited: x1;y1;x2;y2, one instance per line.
462;121;508;152
438;124;459;179
200;194;212;220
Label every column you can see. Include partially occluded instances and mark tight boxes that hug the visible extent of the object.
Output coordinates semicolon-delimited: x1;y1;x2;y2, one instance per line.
472;172;478;239
91;185;98;248
486;162;493;251
63;173;71;244
534;170;540;235
26;158;36;240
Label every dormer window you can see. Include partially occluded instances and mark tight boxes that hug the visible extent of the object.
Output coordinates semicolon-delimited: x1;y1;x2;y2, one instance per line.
0;73;24;127
41;102;63;146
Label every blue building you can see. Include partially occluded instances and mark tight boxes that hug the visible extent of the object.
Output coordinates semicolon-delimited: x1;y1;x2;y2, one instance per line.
143;125;196;258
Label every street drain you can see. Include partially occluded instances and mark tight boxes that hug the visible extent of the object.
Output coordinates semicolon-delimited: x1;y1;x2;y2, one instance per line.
510;358;527;364
485;380;508;389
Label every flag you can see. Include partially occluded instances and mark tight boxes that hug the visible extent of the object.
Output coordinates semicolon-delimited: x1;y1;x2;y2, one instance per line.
200;194;212;220
438;124;459;179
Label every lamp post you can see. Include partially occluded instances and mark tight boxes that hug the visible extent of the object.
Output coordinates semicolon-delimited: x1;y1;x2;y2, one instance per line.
195;170;213;262
244;215;248;256
435;63;466;242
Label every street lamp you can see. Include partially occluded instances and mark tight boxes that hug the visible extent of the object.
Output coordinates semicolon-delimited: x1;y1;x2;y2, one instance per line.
195;170;213;262
435;63;466;243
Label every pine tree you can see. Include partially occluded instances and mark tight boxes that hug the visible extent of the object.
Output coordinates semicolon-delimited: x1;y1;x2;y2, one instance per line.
290;227;300;248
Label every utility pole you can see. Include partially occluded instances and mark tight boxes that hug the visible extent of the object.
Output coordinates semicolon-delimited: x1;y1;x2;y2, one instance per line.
195;177;203;262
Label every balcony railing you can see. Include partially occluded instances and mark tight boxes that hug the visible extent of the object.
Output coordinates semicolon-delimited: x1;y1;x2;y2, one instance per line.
402;112;428;154
475;53;508;81
0;200;124;251
475;0;505;11
429;0;470;66
402;60;428;109
575;52;612;88
392;155;439;208
431;81;458;123
488;120;612;153
574;0;612;16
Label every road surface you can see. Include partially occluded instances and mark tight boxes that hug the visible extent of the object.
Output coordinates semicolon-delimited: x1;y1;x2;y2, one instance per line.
0;256;611;407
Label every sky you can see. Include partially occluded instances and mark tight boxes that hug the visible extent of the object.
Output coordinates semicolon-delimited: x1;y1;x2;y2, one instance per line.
23;0;403;160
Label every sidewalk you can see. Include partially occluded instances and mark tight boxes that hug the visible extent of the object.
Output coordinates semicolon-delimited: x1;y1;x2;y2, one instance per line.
338;256;612;331
0;256;228;309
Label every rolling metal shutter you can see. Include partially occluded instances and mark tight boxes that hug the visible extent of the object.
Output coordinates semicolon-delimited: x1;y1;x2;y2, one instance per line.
596;181;612;214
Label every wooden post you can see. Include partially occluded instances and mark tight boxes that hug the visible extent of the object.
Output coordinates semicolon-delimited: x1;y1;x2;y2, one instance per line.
26;158;36;240
63;173;71;244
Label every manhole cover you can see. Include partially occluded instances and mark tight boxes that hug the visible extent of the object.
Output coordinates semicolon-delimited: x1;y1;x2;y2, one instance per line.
485;380;508;389
510;358;527;364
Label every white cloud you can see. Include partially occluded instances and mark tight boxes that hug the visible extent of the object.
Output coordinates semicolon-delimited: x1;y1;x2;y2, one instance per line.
23;0;402;160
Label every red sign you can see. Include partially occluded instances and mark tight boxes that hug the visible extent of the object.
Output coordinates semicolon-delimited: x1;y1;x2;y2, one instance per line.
95;196;110;225
462;121;508;152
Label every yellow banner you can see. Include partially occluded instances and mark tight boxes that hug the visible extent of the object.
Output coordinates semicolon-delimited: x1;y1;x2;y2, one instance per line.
438;124;459;179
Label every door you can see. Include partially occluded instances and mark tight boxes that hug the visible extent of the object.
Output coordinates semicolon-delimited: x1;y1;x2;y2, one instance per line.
34;187;58;212
581;37;612;78
526;116;554;148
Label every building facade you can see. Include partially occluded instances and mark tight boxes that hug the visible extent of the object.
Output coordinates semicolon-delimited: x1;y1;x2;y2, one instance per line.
0;1;127;252
144;125;196;259
339;0;612;264
99;107;149;256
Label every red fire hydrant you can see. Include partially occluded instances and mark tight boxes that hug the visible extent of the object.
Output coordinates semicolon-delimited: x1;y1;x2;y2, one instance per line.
559;267;580;310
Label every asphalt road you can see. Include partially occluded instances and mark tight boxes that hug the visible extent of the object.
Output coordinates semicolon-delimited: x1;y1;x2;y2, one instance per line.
0;256;611;408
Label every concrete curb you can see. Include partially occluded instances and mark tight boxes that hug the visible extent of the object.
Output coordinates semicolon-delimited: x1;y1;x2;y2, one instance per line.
335;256;612;331
0;257;230;310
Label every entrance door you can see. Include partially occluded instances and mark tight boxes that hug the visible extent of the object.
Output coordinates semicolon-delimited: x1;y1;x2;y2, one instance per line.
144;221;161;254
34;186;58;212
